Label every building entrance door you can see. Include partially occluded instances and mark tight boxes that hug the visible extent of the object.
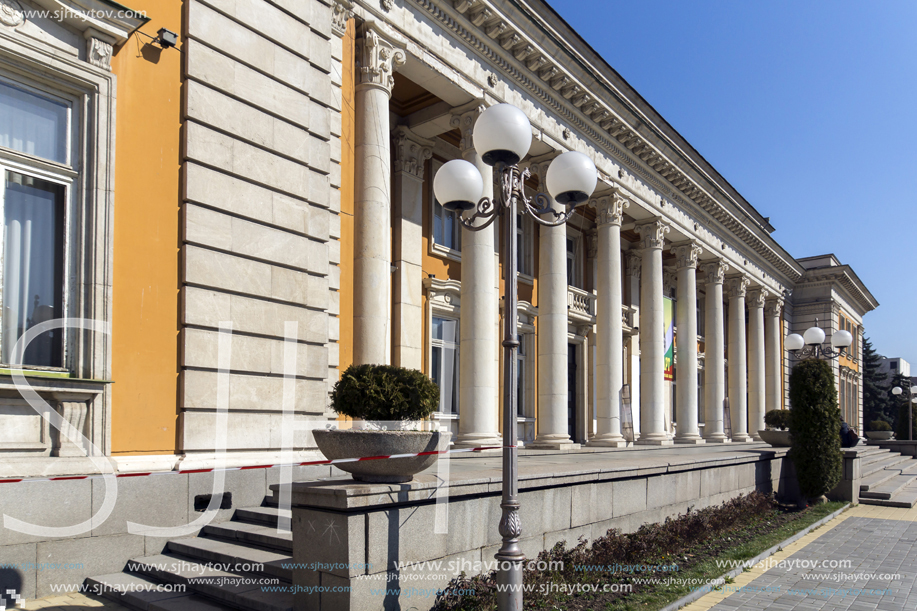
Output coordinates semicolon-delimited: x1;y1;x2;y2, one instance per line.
568;343;577;441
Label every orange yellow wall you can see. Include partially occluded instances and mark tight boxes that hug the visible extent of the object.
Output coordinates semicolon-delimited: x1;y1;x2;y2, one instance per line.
339;20;355;378
109;1;182;454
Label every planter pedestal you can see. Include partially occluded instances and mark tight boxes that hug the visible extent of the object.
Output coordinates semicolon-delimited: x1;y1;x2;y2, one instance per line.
313;429;449;483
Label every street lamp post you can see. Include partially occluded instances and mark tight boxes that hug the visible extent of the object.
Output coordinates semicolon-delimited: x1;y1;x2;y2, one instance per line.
891;385;917;442
433;103;597;610
785;319;853;361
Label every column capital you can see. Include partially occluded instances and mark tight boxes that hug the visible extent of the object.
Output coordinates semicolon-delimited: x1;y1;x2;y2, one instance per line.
523;152;560;180
331;0;353;38
747;287;769;309
589;192;629;227
634;218;670;251
357;21;406;94
585;228;598;258
670;240;703;270
392;126;434;179
663;268;677;294
764;298;784;318
449;100;488;155
624;251;642;278
726;275;750;300
701;259;729;285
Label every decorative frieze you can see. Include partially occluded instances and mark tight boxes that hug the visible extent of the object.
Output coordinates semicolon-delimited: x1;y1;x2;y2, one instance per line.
87;36;113;70
634;219;670;251
331;0;354;38
392;127;434;179
357;22;406;93
0;0;24;27
671;241;703;270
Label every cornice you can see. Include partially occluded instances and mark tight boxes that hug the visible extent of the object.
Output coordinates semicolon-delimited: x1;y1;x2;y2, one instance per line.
402;0;803;284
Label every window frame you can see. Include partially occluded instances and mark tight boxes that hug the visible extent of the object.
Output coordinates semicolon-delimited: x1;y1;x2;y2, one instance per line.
430;314;460;415
565;226;583;289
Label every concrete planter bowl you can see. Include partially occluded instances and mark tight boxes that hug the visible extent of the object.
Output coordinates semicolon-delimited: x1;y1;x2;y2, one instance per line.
758;429;792;447
865;431;895;441
313;429;450;483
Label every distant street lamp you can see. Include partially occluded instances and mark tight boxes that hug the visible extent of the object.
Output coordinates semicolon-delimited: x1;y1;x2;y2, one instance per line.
786;318;853;360
891;385;917;442
434;103;597;611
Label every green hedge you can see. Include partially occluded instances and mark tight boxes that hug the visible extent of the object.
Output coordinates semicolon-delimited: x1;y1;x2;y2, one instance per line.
869;420;892;432
789;359;842;500
330;364;439;422
764;409;792;430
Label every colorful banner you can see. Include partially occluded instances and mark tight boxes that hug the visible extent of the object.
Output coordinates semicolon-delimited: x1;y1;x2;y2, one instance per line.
664;296;675;381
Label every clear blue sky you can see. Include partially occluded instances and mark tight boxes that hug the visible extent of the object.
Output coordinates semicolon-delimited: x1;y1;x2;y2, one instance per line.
549;0;917;367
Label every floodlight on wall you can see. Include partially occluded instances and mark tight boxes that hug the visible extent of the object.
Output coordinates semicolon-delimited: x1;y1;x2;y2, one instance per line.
433;102;597;611
786;318;853;361
156;28;178;49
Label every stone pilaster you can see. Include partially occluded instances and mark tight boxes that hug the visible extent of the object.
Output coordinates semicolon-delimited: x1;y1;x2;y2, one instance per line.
702;259;729;443
450;102;501;448
726;275;751;442
392;127;433;369
587;192;628;447
635;219;671;445
765;298;784;413
353;22;405;366
672;241;704;444
529;157;576;449
747;288;768;440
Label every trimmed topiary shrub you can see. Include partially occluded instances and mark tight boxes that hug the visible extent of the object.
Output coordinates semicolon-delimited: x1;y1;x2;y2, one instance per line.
764;409;792;430
789;359;842;500
869;420;892;432
330;364;439;422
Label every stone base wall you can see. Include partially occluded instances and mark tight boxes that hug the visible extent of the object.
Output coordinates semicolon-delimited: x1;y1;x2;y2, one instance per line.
287;450;797;611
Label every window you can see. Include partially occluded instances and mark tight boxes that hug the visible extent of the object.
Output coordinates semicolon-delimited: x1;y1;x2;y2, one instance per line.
0;78;73;369
431;316;460;413
516;213;533;278
891;361;898;370
565;233;582;288
431;160;461;254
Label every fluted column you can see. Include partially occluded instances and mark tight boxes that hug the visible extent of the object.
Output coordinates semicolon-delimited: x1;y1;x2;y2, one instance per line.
747;287;768;440
726;275;751;442
353;23;405;366
587;193;628;447
702;259;729;442
672;241;704;444
450;102;501;447
765;298;784;412
392;127;433;369
635;219;671;445
530;158;575;449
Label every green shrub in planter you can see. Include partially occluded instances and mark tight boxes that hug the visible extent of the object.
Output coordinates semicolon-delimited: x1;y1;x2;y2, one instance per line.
764;409;792;430
789;359;842;500
869;420;892;432
330;364;439;422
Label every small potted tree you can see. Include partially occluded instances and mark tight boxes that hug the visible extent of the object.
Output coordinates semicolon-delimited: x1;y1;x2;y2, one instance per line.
866;420;894;441
313;364;449;483
759;409;792;447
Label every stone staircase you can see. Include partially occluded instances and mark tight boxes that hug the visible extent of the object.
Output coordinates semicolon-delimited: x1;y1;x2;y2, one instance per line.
87;503;292;611
856;447;917;508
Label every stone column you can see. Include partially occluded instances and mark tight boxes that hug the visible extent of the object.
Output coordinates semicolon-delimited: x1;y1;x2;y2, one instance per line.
587;193;628;447
672;241;704;444
451;103;501;447
530;159;575;449
747;288;768;440
635;219;671;445
726;275;751;442
765;298;784;412
624;251;641;436
353;23;405;366
701;259;729;442
391;127;433;369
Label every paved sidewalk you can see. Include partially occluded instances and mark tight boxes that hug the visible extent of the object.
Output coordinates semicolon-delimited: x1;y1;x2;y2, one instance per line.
18;592;129;611
683;503;917;611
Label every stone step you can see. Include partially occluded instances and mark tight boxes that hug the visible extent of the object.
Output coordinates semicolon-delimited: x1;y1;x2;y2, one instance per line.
859;483;917;508
860;453;907;476
203;521;293;553
167;537;293;583
85;572;231;611
859;450;897;470
234;506;291;528
859;468;901;493
859;474;917;500
898;461;917;476
126;554;292;611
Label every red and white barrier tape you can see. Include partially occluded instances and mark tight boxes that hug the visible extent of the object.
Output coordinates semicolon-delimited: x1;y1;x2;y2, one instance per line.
0;446;502;485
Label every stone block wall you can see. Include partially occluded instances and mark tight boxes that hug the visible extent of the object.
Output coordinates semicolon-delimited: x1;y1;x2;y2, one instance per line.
181;0;340;454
